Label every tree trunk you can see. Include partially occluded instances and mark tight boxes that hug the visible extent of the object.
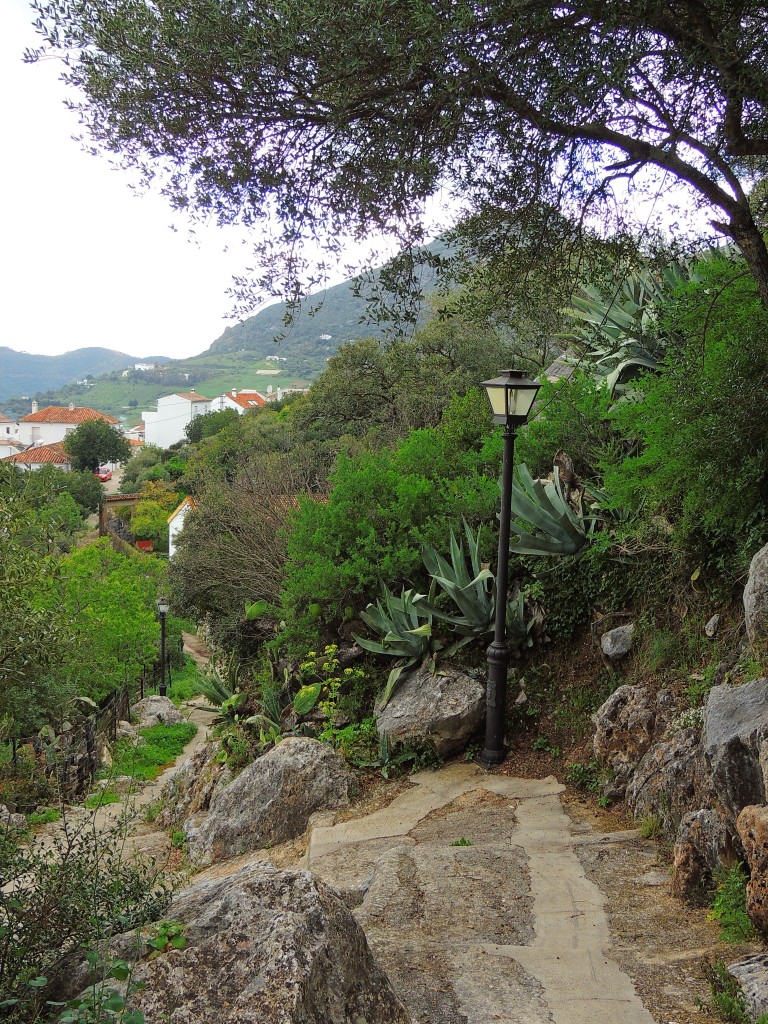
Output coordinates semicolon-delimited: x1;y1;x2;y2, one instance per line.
729;208;768;310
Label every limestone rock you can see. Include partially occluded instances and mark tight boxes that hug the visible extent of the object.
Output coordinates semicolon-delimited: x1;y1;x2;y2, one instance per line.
375;663;485;758
116;720;139;744
745;542;768;653
600;624;635;661
672;809;732;898
705;614;721;639
103;863;411;1024
592;685;656;795
626;729;712;828
157;740;228;830
703;679;768;819
728;954;768;1021
187;737;358;865
738;805;768;936
0;803;27;831
130;695;184;728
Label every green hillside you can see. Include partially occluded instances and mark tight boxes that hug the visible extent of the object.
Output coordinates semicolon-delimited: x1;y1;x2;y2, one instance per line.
0;243;445;424
0;346;155;404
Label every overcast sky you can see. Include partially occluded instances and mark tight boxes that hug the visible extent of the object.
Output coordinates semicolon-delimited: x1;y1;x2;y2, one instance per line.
0;0;280;361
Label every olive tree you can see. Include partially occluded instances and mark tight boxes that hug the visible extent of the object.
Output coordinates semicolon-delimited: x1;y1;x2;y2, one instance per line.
27;0;768;307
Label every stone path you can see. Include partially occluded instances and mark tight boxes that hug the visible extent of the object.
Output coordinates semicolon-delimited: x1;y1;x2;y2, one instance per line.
306;763;655;1024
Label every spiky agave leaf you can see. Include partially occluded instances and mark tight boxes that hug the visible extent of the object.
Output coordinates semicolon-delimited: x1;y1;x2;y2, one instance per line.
509;463;594;556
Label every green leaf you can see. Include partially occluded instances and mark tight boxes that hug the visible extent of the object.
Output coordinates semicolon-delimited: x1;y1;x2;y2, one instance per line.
293;683;322;716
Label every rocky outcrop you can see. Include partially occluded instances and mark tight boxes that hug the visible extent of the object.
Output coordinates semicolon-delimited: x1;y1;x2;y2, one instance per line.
703;679;768;821
186;738;358;865
157;741;228;830
72;864;411;1024
0;803;27;831
745;542;768;653
600;624;635;661
672;809;733;898
130;695;184;728
737;805;768;936
728;954;768;1021
626;729;712;829
592;685;658;797
376;663;485;758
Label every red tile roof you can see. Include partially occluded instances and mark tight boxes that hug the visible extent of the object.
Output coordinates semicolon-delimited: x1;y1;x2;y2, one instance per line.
2;443;71;465
0;413;13;423
227;391;266;409
20;405;119;425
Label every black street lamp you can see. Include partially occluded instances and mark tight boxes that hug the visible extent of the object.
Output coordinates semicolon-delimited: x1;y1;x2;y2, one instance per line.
476;369;540;768
156;596;169;698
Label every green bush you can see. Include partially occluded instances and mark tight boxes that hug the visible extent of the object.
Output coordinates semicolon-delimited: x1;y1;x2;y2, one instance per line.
604;257;768;579
281;392;500;633
708;864;757;943
514;371;629;480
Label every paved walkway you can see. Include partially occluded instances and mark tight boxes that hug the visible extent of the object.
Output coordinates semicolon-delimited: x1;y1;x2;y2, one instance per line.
306;763;654;1024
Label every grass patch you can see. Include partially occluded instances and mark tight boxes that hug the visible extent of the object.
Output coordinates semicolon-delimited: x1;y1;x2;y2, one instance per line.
702;960;768;1024
168;656;204;705
26;808;61;826
108;722;197;782
84;788;121;809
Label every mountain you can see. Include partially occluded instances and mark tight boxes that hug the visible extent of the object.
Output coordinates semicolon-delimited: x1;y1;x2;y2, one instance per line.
0;346;166;404
205;239;449;374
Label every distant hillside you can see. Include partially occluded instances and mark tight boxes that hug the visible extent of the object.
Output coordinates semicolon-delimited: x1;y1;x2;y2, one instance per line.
0;241;448;423
206;240;448;373
0;346;166;404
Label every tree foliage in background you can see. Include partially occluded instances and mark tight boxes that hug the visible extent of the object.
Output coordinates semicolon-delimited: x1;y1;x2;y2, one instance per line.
185;407;239;443
63;418;132;472
37;539;166;703
281;392;501;639
170;451;308;653
604;255;768;577
28;0;768;309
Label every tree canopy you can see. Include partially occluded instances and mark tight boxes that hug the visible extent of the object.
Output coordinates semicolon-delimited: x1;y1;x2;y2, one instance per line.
63;419;132;472
29;0;768;306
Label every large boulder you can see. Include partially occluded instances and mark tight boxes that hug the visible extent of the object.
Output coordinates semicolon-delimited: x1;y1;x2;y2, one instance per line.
72;864;412;1024
672;808;733;898
375;663;485;758
737;805;768;936
703;679;768;820
592;685;657;796
745;542;768;654
130;695;184;728
156;741;229;830
625;728;712;827
187;737;358;865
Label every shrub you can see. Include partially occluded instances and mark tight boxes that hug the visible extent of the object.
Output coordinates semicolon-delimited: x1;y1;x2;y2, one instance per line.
0;814;169;1021
605;257;768;579
708;864;757;943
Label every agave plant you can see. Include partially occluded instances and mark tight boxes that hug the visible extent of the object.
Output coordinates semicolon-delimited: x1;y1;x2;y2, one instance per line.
561;264;688;372
509;463;597;556
353;588;436;707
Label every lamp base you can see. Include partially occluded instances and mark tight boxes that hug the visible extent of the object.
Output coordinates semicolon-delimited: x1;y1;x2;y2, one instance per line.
474;746;507;769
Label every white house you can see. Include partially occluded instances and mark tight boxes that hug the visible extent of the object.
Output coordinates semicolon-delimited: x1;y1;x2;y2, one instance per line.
142;391;211;447
0;413;18;441
17;402;121;447
167;496;197;558
208;389;267;415
1;441;72;472
0;439;24;460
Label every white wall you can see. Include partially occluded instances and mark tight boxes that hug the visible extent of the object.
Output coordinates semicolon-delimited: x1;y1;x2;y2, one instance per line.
142;394;211;447
17;420;78;446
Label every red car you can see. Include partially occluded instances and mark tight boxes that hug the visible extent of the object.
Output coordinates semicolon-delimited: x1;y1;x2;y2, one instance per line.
94;466;112;482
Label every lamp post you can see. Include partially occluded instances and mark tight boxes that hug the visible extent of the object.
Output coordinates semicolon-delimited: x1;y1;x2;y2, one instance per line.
156;596;169;697
476;369;540;768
